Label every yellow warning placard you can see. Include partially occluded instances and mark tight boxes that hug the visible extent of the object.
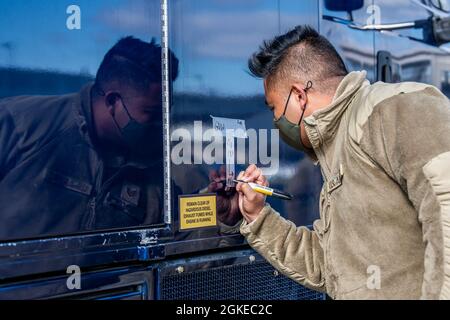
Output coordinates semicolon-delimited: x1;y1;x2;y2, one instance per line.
179;194;217;230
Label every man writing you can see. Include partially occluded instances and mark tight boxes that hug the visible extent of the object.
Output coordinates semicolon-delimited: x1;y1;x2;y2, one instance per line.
233;25;450;299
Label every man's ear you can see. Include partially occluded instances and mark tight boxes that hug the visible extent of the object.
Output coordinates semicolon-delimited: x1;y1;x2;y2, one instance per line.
104;92;120;116
291;83;308;110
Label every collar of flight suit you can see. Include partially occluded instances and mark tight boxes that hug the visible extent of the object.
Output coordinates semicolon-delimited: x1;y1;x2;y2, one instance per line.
76;82;97;149
303;71;369;153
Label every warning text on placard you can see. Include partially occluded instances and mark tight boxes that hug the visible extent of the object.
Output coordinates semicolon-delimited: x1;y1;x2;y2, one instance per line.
179;194;217;230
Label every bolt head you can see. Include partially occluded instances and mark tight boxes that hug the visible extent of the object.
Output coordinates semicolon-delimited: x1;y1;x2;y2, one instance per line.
176;266;184;273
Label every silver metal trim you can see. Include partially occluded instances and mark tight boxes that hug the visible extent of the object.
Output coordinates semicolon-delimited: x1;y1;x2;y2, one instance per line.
348;21;416;31
161;0;171;224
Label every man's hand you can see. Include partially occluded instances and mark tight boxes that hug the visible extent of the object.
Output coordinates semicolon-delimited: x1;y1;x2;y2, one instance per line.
207;166;241;226
236;164;268;223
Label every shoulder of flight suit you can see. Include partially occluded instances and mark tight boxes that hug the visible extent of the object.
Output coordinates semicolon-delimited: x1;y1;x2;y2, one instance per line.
357;85;450;299
0;93;80;174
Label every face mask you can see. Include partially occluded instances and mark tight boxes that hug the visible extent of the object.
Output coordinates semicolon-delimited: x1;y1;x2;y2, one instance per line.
273;81;312;151
112;97;162;157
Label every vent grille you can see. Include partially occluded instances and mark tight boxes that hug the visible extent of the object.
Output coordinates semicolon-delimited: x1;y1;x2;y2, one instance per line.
160;260;324;300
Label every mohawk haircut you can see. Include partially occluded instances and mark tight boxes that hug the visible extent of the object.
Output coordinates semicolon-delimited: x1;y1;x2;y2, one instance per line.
248;25;347;93
95;36;178;94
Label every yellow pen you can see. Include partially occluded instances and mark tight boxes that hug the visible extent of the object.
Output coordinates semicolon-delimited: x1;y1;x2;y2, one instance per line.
233;179;293;201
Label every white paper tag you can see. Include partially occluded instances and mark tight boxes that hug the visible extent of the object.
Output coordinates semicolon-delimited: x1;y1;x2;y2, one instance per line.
211;116;247;186
211;116;247;139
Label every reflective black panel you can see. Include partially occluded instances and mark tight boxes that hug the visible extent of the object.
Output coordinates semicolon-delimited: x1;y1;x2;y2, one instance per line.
0;0;165;240
168;0;321;236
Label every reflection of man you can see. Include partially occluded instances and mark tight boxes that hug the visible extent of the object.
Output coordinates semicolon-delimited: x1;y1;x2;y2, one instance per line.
0;37;178;240
232;26;450;299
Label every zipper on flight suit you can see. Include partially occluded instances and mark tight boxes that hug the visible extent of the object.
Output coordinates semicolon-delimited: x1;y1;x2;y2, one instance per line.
85;159;104;228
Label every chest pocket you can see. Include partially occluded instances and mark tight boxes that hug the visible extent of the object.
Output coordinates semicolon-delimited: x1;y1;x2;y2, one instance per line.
104;183;141;209
44;169;93;196
316;187;331;237
96;181;146;228
316;165;344;237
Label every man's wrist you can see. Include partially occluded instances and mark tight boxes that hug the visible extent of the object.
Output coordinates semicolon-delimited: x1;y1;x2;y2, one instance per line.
244;205;266;224
240;204;273;235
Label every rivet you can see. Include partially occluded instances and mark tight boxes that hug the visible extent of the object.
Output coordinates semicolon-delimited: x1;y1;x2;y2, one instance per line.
176;266;184;273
